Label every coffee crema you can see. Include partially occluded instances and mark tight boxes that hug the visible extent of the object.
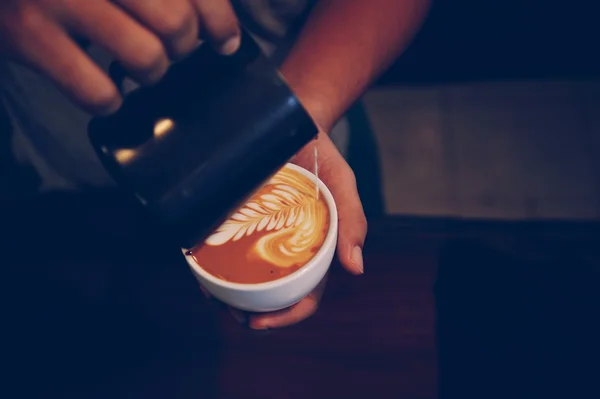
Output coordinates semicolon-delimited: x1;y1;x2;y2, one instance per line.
190;165;330;284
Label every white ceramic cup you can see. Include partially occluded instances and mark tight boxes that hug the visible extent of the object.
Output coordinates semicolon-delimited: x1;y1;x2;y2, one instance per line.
183;163;338;312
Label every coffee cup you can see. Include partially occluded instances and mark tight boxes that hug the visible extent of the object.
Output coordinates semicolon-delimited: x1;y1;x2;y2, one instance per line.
183;163;338;312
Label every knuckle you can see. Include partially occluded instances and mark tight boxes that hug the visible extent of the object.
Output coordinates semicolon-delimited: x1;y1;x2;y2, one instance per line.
302;297;319;317
130;39;167;77
15;4;43;31
137;40;164;68
88;84;120;112
358;213;368;231
347;168;358;185
338;164;358;187
2;4;38;43
215;23;239;42
156;10;191;39
198;5;239;43
341;201;366;226
318;155;338;177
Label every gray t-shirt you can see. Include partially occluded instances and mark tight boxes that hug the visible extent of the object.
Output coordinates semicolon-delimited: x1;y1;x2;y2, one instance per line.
0;0;315;199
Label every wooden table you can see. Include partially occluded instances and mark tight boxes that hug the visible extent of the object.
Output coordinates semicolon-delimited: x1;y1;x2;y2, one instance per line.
4;191;599;398
3;192;438;398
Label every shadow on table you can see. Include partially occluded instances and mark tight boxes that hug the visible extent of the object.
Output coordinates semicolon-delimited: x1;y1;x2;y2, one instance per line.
2;190;223;398
436;238;600;398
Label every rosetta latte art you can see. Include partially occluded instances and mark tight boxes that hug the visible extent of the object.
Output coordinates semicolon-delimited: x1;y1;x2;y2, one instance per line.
205;166;329;268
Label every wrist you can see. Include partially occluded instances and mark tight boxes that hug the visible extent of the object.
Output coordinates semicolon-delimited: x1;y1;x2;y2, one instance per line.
280;66;336;133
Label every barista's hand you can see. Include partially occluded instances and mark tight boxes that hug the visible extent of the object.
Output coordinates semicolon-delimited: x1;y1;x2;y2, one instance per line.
224;132;367;329
0;0;240;114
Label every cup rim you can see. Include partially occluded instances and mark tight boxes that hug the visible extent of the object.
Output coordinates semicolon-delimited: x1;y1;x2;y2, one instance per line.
183;162;338;292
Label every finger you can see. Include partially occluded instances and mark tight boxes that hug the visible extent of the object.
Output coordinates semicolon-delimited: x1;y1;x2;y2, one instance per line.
316;137;368;274
191;0;241;55
197;287;248;325
115;0;199;60
15;12;121;114
249;296;318;330
248;274;327;329
62;0;169;85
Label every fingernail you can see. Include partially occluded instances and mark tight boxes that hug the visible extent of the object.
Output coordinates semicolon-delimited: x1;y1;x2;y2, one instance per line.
251;325;269;331
229;308;247;324
249;319;269;330
98;97;122;116
351;246;364;274
218;35;241;55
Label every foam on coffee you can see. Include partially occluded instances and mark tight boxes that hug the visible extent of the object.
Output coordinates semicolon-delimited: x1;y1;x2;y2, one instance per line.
190;165;330;284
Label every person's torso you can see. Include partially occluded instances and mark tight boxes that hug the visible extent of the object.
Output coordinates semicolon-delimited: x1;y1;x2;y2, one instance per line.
0;0;316;198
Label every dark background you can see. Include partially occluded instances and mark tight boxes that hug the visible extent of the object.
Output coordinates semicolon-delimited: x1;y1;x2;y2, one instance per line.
380;0;600;84
2;2;600;398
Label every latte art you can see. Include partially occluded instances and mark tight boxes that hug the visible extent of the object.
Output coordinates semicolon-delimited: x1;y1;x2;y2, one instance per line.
206;167;328;267
253;200;322;267
191;165;330;284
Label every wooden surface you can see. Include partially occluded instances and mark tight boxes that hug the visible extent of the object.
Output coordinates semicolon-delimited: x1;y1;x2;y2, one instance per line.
3;192;439;399
5;191;599;398
215;251;438;399
114;227;440;399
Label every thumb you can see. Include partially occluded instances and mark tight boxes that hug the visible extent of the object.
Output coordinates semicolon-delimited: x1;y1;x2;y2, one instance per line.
318;143;367;275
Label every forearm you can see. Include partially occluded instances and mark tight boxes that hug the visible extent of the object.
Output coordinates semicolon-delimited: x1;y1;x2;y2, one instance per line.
280;0;431;132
